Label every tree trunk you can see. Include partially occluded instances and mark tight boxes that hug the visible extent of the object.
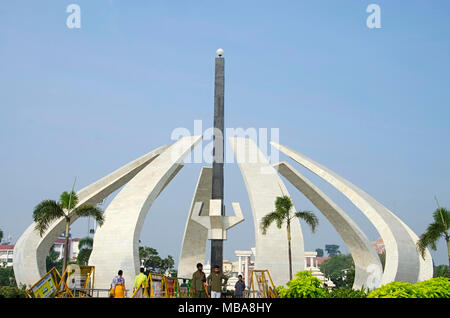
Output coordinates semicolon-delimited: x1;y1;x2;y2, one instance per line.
447;236;450;269
287;220;292;281
62;217;70;274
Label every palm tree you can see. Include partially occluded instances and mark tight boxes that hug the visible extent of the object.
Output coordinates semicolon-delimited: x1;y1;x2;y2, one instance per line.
33;191;104;274
261;195;319;281
417;206;450;268
76;236;93;265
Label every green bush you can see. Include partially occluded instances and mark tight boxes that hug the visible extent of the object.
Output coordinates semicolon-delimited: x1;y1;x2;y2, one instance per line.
415;277;450;298
367;277;450;298
327;287;368;298
277;271;328;298
0;286;27;298
367;281;420;298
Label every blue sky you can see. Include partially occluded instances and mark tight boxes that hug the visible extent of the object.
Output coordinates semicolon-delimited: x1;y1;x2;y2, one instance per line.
0;1;449;267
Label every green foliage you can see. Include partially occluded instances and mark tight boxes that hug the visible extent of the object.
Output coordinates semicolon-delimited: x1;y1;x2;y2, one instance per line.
416;207;449;261
76;236;94;265
76;248;92;266
315;248;324;257
59;191;78;210
325;244;341;257
33;200;65;236
276;271;328;298
433;264;450;278
0;267;16;286
415;277;450;298
368;278;450;298
261;196;319;280
261;196;318;235
327;287;368;298
139;246;175;274
78;237;93;250
0;285;27;298
378;252;386;271
46;246;63;273
33;192;104;237
367;281;420;298
319;254;354;288
0;228;3;242
34;191;104;273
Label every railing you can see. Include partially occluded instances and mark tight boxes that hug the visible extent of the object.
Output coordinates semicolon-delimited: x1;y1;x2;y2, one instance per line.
244;290;262;298
71;288;131;298
69;288;263;298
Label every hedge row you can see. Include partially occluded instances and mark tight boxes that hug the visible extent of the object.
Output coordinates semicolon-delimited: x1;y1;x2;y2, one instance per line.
276;271;450;298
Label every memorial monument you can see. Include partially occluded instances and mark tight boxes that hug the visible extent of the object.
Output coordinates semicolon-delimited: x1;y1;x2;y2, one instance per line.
14;50;433;290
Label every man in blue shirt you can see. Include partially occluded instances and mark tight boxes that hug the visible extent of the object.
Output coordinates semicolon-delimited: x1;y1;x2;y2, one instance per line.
234;275;246;298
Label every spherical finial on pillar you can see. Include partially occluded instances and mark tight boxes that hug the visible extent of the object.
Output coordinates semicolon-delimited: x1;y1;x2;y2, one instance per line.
216;48;224;57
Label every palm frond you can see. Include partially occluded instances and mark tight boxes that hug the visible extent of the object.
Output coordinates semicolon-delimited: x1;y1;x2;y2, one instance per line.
74;205;104;226
60;191;79;210
295;211;319;233
78;236;93;250
425;221;446;242
416;220;446;259
33;200;65;236
76;248;92;266
274;196;293;218
261;211;284;235
416;232;431;259
432;208;450;231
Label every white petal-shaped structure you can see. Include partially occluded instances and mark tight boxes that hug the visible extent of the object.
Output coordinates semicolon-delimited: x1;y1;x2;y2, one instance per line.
177;167;212;279
89;136;202;289
274;161;383;289
13;145;170;286
271;142;433;284
229;137;305;286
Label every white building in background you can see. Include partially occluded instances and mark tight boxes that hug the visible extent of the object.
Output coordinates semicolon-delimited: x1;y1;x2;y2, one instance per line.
202;248;256;291
0;236;81;269
71;238;81;261
304;251;335;288
52;236;81;261
0;245;14;267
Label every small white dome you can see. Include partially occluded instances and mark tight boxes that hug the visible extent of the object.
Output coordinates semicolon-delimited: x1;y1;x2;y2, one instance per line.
216;48;224;57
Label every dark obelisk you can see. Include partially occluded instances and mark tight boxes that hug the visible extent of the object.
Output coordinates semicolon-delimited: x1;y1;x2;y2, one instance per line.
211;49;225;269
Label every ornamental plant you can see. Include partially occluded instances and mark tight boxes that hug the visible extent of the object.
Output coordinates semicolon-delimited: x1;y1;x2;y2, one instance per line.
415;277;450;298
327;287;368;298
277;271;328;298
0;286;27;298
367;281;420;298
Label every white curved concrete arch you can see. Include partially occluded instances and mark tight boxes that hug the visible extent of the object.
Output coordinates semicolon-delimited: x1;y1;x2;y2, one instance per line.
271;142;433;283
13;145;169;286
274;161;383;289
177;166;212;279
89;136;202;289
229;137;304;286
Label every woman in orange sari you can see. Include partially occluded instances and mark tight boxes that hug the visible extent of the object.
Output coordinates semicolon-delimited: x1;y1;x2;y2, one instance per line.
111;270;126;298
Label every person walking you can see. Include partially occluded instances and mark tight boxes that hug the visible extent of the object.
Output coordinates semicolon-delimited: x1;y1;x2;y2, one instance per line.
133;267;148;298
110;270;127;298
192;263;207;298
207;265;228;298
234;274;246;298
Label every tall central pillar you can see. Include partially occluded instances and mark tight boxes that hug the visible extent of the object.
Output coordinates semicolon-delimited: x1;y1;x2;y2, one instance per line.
211;49;225;269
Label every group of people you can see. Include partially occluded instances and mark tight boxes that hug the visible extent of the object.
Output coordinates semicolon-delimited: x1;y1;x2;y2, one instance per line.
109;263;246;298
191;263;246;298
109;267;148;298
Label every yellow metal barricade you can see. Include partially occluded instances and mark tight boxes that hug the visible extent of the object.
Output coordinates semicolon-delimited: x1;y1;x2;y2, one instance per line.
61;265;95;297
250;270;278;298
26;267;74;298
